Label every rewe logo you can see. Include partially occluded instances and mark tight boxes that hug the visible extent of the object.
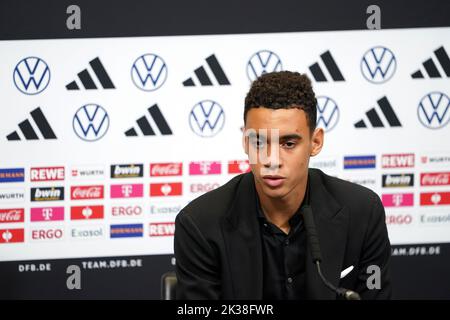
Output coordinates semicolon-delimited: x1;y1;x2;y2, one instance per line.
149;222;175;237
381;154;415;168
30;167;65;182
13;57;50;95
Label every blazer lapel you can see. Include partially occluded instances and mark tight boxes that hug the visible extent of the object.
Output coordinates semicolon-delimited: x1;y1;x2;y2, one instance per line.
305;169;349;299
221;172;263;299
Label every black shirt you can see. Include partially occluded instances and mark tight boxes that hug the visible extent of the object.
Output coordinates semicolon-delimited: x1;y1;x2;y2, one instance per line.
256;182;310;300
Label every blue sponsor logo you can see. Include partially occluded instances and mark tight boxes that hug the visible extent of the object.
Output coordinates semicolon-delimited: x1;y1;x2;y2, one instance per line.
0;168;25;183
344;155;376;169
417;92;450;129
110;223;143;238
247;50;283;82
131;54;167;91
361;46;396;84
13;57;51;95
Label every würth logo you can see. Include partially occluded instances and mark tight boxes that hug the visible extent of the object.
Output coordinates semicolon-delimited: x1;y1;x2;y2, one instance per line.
30;167;65;182
6;107;57;141
110;164;143;178
354;97;402;128
183;54;230;86
71;185;104;200
411;46;450;79
125;104;172;137
382;154;415;168
66;57;115;90
150;163;183;177
31;187;64;201
309;50;345;82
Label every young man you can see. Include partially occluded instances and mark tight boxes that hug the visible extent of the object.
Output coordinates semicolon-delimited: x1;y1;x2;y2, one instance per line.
174;71;391;299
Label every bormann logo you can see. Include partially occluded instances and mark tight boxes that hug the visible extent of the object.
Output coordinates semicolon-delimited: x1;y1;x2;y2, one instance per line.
131;54;167;91
71;205;104;220
228;160;251;174
382;174;414;188
420;192;450;206
30;207;64;222
30;167;64;182
149;222;175;237
73;104;109;141
0;208;24;223
382;193;414;207
189;100;225;137
417;92;450;129
112;205;143;218
316;96;339;132
382;153;415;168
150;163;182;177
0;229;24;244
110;223;143;238
13;57;50;95
189;161;221;175
421;172;450;186
111;164;143;178
71;185;104;200
31;187;64;201
0;168;25;183
386;214;413;226
343;155;376;169
361;46;396;83
247;50;283;82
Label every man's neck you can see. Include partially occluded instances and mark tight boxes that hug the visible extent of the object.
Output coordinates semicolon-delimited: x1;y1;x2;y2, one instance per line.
256;179;307;233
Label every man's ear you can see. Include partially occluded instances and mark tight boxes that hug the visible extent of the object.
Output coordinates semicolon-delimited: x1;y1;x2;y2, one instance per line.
310;128;324;157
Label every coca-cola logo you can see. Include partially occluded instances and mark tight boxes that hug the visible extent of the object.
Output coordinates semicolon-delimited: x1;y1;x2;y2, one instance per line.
150;163;182;176
71;186;104;200
0;209;24;223
421;172;450;186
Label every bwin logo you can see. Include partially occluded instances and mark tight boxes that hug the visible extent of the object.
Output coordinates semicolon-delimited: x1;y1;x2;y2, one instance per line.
73;104;110;141
13;57;51;95
247;50;283;82
189;100;225;138
131;54;167;91
316;96;339;132
361;46;396;84
417;92;450;129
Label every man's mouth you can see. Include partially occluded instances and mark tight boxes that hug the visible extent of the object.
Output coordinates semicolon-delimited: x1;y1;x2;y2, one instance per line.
262;175;286;188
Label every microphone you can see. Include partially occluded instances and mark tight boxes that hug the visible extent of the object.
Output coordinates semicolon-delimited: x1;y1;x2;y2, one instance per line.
301;205;361;300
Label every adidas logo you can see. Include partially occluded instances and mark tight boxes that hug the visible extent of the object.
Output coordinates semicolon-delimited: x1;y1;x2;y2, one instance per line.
354;97;402;129
183;54;230;86
309;50;345;82
125;104;172;137
6;107;57;141
66;57;115;90
411;46;450;79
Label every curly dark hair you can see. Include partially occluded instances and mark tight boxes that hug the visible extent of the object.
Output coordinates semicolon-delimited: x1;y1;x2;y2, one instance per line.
244;71;317;132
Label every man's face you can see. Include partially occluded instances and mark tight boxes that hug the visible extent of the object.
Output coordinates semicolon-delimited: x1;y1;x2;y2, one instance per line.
244;107;323;200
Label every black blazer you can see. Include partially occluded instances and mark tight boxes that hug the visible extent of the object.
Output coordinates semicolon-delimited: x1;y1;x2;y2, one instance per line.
174;168;392;299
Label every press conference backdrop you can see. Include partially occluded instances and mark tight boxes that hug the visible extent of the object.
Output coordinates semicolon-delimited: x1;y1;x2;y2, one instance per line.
0;0;449;299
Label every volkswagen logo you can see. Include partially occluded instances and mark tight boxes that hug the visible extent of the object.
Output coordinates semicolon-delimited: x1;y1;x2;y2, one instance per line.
361;46;396;84
13;56;51;95
316;96;339;132
417;92;450;129
131;54;167;91
73;104;110;141
247;50;283;82
189;100;225;137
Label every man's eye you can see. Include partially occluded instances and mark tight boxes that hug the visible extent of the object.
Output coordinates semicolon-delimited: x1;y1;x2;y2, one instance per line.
283;141;296;148
251;139;265;148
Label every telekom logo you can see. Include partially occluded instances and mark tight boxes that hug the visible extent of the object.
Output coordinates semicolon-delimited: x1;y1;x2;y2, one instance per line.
31;207;64;222
121;185;133;197
111;184;143;198
382;193;414;207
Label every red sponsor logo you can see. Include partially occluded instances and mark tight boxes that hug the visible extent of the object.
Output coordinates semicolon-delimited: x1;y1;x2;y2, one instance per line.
150;183;182;196
0;208;24;223
386;214;413;225
149;222;175;237
30;167;65;181
0;228;24;243
71;205;104;220
150;163;183;177
71;185;104;200
111;206;143;217
228;160;251;174
420;192;450;206
421;172;450;186
31;228;63;240
381;154;415;168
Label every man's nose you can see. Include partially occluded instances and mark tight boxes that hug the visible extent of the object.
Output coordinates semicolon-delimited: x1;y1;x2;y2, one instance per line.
261;144;282;169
